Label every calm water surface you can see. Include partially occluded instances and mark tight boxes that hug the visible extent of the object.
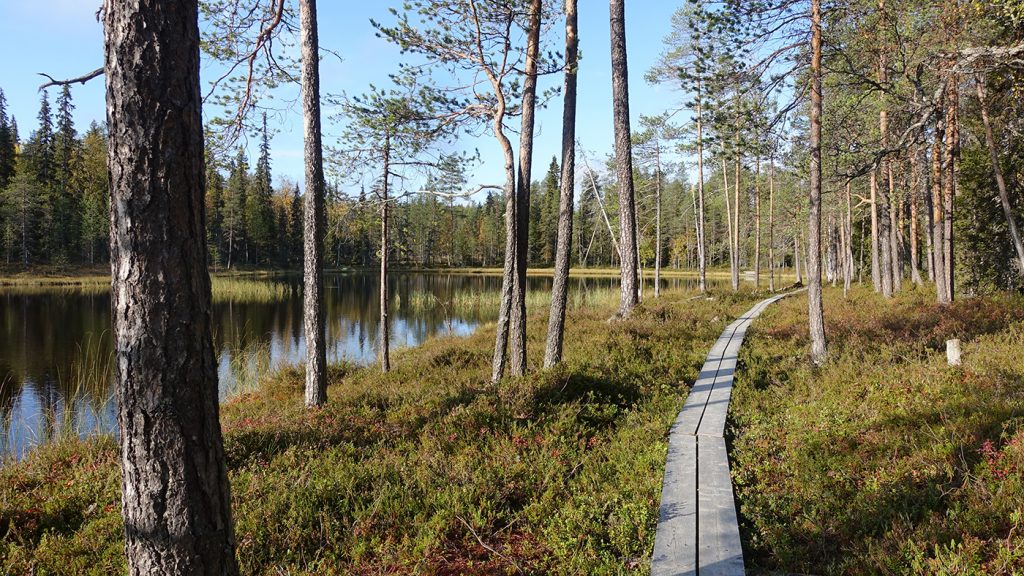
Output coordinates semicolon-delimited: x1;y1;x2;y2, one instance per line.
0;272;709;460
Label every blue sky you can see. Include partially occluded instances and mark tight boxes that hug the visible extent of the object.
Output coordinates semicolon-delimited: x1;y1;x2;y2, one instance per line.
0;1;689;199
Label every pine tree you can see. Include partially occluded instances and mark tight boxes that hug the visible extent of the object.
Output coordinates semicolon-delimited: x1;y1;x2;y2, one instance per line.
222;148;249;268
0;89;16;191
53;85;82;263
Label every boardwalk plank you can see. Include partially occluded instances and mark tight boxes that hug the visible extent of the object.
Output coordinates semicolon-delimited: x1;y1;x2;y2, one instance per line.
651;433;698;576
697;436;744;576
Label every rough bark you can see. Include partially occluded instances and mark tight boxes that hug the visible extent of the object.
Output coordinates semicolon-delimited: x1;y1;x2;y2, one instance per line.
509;0;541;376
300;0;327;407
976;79;1024;273
808;0;827;365
610;0;639;317
544;0;578;369
103;1;239;573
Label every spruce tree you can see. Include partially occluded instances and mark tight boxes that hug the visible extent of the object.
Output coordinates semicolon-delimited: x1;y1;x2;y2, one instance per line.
0;89;16;190
53;85;82;263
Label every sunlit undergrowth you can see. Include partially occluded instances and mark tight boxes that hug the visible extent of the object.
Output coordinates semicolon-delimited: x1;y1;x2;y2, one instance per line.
731;285;1024;575
0;288;759;575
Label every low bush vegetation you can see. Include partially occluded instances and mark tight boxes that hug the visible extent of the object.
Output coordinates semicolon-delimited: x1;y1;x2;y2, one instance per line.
1;288;758;575
731;286;1024;575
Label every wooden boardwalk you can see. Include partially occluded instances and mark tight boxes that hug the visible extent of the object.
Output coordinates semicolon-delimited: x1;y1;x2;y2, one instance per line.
651;293;791;576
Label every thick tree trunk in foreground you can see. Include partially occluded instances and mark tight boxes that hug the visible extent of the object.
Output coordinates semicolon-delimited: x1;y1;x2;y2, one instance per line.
509;0;541;376
103;1;239;573
808;0;827;365
977;79;1024;274
544;0;578;369
610;0;639;317
300;0;327;407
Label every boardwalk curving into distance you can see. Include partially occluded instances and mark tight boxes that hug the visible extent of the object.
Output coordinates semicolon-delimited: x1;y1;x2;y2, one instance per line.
651;292;795;576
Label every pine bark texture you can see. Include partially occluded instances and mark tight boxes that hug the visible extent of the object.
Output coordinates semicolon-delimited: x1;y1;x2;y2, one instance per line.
808;0;828;365
300;0;328;407
544;0;578;369
103;1;239;573
609;0;639;317
510;0;541;377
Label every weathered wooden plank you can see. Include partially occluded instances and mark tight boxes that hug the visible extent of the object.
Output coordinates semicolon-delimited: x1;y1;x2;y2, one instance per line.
651;433;698;576
697;436;745;576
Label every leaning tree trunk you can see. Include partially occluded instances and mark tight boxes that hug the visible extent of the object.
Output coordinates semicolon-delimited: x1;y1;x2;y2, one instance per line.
977;79;1024;273
509;0;541;377
299;0;327;407
490;95;518;382
544;0;578;369
808;0;827;365
610;0;639;317
103;1;239;573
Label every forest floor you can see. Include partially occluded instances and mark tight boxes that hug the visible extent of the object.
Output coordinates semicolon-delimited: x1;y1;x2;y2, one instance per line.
0;287;761;575
731;285;1024;575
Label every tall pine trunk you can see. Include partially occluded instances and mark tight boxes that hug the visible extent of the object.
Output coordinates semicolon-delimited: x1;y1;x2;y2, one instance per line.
754;157;762;289
654;138;662;298
808;0;827;365
544;0;578;369
768;156;776;292
510;0;541;376
103;1;239;572
300;0;327;407
379;135;391;373
696;79;707;292
910;145;924;285
931;123;948;302
610;0;639;317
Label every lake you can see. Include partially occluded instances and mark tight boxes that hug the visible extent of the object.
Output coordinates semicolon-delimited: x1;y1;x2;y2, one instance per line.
0;271;710;461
